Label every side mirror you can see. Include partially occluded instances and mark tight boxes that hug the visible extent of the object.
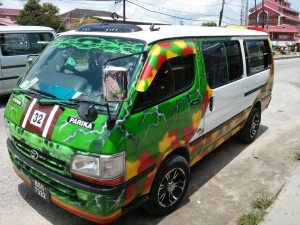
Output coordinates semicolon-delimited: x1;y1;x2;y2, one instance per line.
26;54;39;69
103;66;128;102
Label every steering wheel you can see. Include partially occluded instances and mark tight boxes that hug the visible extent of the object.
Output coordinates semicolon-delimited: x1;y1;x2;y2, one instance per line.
60;64;81;76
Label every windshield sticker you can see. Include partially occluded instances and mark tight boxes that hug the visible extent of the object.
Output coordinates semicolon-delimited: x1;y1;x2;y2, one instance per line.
71;92;82;99
67;117;95;130
11;97;22;106
19;78;39;90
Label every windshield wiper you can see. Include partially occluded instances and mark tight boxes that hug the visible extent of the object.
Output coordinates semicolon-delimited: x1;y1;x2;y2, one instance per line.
30;88;57;99
68;98;107;106
13;87;56;99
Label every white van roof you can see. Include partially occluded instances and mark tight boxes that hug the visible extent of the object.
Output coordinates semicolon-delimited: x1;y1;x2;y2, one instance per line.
0;25;55;33
60;24;268;45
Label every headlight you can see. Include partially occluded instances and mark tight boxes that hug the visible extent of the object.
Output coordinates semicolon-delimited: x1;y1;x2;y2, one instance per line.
71;155;100;178
71;152;125;184
4;119;12;140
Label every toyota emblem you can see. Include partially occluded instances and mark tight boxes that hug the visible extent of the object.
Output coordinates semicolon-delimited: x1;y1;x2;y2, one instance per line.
30;149;39;159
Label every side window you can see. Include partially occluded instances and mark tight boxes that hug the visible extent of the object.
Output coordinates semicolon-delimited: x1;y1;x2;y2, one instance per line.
1;33;30;56
225;42;243;81
244;40;271;76
203;40;243;89
28;32;54;54
134;55;194;111
0;32;54;56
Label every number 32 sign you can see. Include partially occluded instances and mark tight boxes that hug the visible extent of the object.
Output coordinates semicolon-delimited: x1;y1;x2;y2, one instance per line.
30;110;46;128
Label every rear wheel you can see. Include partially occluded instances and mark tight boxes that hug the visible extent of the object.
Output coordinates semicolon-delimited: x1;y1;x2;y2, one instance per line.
145;155;190;216
237;107;261;143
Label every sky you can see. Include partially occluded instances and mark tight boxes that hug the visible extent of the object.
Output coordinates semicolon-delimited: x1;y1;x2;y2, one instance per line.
1;0;300;26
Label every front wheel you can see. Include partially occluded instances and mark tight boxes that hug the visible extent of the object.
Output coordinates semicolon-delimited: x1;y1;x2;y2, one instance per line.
237;107;261;143
145;154;190;216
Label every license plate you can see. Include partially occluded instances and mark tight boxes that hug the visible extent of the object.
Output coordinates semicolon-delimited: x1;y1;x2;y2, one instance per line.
31;177;50;203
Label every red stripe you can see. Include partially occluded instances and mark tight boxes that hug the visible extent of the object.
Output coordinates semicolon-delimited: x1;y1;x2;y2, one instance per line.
20;99;62;139
46;107;63;139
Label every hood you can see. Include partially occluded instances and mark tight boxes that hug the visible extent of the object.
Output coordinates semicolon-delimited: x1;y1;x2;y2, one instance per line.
5;94;117;154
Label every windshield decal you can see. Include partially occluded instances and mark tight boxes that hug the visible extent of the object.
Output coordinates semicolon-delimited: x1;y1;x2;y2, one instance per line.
56;37;144;54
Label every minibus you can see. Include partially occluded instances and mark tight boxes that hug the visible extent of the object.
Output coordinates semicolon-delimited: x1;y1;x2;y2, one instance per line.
4;23;273;223
0;26;56;95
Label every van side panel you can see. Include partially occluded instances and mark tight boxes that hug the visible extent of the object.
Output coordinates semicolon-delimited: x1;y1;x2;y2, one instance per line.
124;39;208;204
0;31;55;95
1;55;27;93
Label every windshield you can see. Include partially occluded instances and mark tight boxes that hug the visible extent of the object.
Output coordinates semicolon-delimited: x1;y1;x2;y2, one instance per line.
19;35;145;113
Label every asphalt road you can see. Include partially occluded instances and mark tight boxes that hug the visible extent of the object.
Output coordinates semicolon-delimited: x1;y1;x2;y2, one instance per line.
1;58;300;225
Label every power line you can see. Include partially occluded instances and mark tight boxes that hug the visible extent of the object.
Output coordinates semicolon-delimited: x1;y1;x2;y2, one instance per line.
135;0;222;10
126;0;219;22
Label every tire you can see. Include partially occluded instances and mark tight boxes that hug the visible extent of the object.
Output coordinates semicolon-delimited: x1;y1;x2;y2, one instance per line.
144;154;190;216
237;107;261;144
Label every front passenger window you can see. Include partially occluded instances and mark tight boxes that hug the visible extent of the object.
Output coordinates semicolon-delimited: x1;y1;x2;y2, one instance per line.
134;55;194;111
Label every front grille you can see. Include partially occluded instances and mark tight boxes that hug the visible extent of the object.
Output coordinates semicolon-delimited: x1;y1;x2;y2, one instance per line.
13;138;67;173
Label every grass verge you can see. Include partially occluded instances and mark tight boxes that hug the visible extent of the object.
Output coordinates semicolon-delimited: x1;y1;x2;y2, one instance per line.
236;194;275;225
294;151;300;161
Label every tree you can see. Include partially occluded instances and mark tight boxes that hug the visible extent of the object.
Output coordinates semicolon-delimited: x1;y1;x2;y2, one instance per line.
202;21;217;27
17;0;65;32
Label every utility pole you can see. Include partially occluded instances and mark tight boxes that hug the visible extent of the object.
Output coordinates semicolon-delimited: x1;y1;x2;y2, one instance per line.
262;0;265;28
254;0;257;26
219;0;225;26
245;0;249;25
123;0;125;22
114;0;125;21
241;0;245;25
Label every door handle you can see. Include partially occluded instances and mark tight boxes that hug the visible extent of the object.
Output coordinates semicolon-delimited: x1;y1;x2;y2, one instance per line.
190;99;200;107
209;96;214;111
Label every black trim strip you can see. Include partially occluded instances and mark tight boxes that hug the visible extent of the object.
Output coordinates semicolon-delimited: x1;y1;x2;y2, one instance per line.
126;164;156;186
0;76;19;81
7;139;125;195
2;64;26;70
189;107;250;146
244;83;267;97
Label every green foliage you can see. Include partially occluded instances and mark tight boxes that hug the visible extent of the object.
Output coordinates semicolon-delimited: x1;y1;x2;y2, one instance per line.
237;210;264;225
251;194;275;211
202;21;217;27
294;151;300;160
237;193;275;225
17;0;65;32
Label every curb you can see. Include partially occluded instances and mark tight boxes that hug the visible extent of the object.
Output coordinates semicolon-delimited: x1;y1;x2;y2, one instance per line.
262;164;300;225
274;55;300;60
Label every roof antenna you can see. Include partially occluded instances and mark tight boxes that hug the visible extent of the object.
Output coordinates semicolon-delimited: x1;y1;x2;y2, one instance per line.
150;24;160;31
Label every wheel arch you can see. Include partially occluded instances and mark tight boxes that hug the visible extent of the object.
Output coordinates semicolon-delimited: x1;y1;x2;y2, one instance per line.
252;100;262;112
162;147;190;166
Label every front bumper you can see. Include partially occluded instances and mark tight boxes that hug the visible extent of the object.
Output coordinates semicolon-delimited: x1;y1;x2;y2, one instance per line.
7;138;125;224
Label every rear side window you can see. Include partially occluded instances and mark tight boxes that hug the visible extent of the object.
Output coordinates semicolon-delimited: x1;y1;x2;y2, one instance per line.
244;40;271;76
202;40;243;89
134;55;194;111
0;32;54;56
